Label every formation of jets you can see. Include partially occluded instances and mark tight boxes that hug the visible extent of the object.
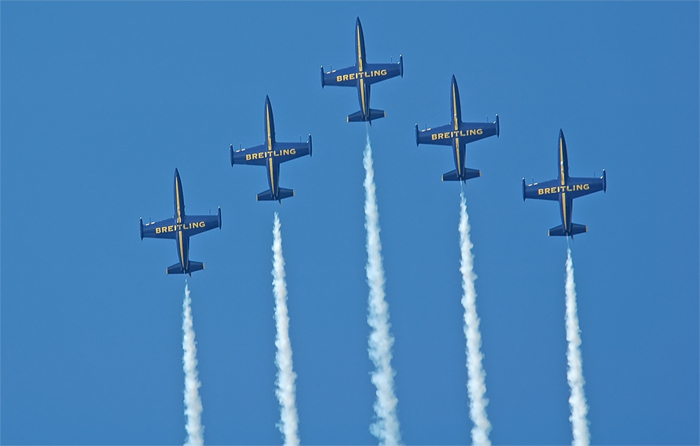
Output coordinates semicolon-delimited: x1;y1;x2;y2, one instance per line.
140;17;606;274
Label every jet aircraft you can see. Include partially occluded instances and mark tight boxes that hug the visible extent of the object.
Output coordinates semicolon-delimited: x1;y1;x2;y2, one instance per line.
415;75;500;183
140;169;221;275
320;17;403;124
230;96;312;203
522;130;606;238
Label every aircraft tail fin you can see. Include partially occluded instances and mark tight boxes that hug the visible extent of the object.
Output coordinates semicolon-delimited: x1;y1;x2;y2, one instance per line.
442;168;481;182
347;108;386;123
548;224;587;237
166;261;204;275
256;188;294;202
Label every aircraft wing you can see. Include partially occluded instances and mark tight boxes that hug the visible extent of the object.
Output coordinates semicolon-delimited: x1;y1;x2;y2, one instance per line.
567;173;606;198
416;124;455;146
231;144;267;166
363;62;402;85
274;140;312;163
322;66;359;88
140;217;178;239
182;211;221;237
522;178;561;201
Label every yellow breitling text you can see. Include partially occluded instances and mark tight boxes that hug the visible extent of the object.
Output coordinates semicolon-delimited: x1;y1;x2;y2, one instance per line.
431;129;483;140
156;221;206;234
246;148;296;161
538;184;590;195
336;69;388;82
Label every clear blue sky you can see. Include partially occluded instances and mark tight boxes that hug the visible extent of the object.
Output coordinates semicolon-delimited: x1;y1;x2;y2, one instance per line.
2;2;698;445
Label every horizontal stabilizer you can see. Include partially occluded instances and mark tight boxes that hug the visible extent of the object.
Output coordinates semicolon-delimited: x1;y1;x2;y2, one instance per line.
257;188;294;201
188;261;204;273
347;108;386;122
368;108;385;121
166;261;204;275
277;188;294;200
166;263;184;274
442;168;481;182
548;223;587;237
256;191;274;201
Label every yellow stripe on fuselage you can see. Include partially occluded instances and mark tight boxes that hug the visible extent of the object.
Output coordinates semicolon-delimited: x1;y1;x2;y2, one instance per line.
179;230;185;269
559;137;565;186
360;78;366;113
357;27;365;115
357;25;363;72
562;193;567;229
455;138;461;172
452;85;461;175
269;158;275;194
175;177;182;224
266;104;273;151
453;84;459;131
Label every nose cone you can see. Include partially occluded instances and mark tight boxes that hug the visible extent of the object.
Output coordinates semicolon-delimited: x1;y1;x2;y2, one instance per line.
451;75;460;95
558;129;567;151
174;168;181;180
355;17;364;40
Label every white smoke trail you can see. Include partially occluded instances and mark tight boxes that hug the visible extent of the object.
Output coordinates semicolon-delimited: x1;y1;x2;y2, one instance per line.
565;248;590;446
458;190;491;446
182;283;204;446
363;131;401;446
272;212;300;446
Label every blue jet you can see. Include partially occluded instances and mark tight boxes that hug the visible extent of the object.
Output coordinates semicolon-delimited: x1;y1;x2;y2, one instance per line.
230;96;312;203
321;17;403;124
140;169;221;275
523;130;606;238
415;75;500;183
